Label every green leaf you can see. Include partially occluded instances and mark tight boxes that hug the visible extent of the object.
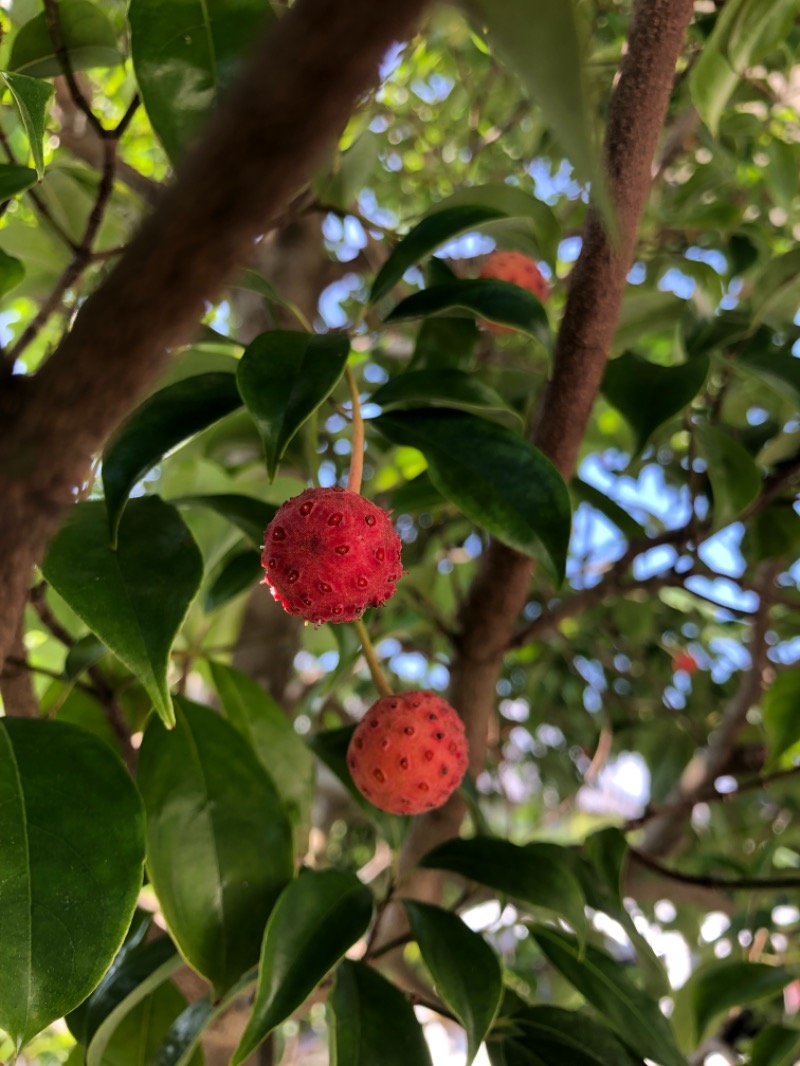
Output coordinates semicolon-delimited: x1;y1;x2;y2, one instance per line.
210;661;314;848
495;1004;645;1066
329;960;433;1066
371;369;520;428
737;339;800;408
694;423;762;530
137;700;293;996
409;315;480;371
9;0;122;77
102;372;244;544
322;130;382;211
677;959;793;1047
204;549;262;612
0;719;145;1052
1;73;54;177
762;668;800;768
151;969;256;1066
84;939;183;1066
473;0;612;231
90;981;203;1066
430;184;560;265
232;870;374;1064
403;901;502;1066
307;727;408;849
129;0;275;161
420;837;587;944
530;926;687;1066
742;506;800;563
236;331;350;480
171;494;276;548
690;0;800;134
0;247;26;299
64;634;107;680
613;291;686;351
601;352;710;452
42;498;204;729
572;479;646;542
748;1025;800;1066
373;409;571;582
0;163;38;203
370;205;507;304
749;248;800;327
386;279;550;345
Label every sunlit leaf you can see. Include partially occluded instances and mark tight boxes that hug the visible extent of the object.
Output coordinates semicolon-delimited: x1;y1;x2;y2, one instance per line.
762;667;800;769
1;73;54;177
10;0;122;77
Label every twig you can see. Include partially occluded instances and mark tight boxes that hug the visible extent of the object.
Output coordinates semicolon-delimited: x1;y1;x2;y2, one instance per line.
354;617;393;697
345;365;364;494
629;847;800;891
42;0;106;139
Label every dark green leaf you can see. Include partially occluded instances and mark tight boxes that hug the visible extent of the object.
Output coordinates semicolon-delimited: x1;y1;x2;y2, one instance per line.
329;960;433;1066
386;279;550;346
572;479;646;542
748;1025;800;1066
742;506;800;563
42;499;204;728
750;248;800;327
171;494;276;548
0;247;26;298
371;369;520;427
102;372;243;543
204;549;262;612
236;331;350;479
403;900;502;1066
0;163;38;203
766;141;798;212
694;423;762;530
210;661;314;847
370;205;506;304
64;634;107;680
84;940;182;1066
232;870;374;1063
679;959;793;1046
530;926;686;1066
0;719;145;1052
91;981;203;1066
420;837;587;943
737;340;800;408
409;315;480;371
137;700;293;995
601;352;710;452
10;0;122;77
613;291;686;351
496;1004;645;1066
322;131;382;211
129;0;275;161
307;727;408;849
151;968;256;1066
1;73;54;177
373;409;571;582
762;667;800;768
474;0;612;231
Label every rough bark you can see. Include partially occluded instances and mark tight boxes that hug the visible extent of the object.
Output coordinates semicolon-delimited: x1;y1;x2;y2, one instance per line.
0;0;431;674
0;615;38;718
397;0;697;886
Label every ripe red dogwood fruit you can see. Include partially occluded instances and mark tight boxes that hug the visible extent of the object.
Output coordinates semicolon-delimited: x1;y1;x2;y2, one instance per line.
347;691;469;814
479;249;549;333
673;651;699;675
262;486;402;625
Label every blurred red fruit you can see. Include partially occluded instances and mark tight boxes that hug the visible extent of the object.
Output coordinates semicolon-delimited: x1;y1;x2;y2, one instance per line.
479;250;549;333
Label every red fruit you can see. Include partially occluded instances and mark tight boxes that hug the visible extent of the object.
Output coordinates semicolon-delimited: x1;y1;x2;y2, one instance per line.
262;486;402;625
347;691;469;815
673;651;699;675
479;250;549;334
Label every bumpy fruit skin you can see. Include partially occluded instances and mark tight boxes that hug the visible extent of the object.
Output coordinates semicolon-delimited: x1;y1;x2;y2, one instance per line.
479;250;549;334
262;486;402;625
347;691;469;815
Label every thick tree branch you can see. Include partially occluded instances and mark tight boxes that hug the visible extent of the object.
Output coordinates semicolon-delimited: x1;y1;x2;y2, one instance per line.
395;0;696;887
0;615;38;718
0;0;431;672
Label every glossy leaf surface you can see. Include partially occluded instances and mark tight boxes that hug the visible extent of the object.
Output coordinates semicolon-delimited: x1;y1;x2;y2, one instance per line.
490;1001;645;1066
129;0;275;161
236;331;350;479
374;409;571;582
137;700;293;995
0;164;38;203
329;960;433;1066
103;372;243;543
0;719;145;1051
91;981;203;1066
404;900;502;1066
233;870;373;1063
421;837;586;942
42;498;203;728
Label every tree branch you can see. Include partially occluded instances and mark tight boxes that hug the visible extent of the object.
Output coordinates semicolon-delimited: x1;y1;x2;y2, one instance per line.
629;847;800;891
0;0;432;672
394;0;697;888
0;615;39;718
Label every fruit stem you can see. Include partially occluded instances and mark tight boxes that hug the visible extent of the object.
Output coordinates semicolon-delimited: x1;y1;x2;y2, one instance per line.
354;617;393;697
345;365;364;495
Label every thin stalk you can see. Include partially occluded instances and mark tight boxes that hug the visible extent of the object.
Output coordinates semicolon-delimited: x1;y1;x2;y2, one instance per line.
345;364;364;494
354;617;393;697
